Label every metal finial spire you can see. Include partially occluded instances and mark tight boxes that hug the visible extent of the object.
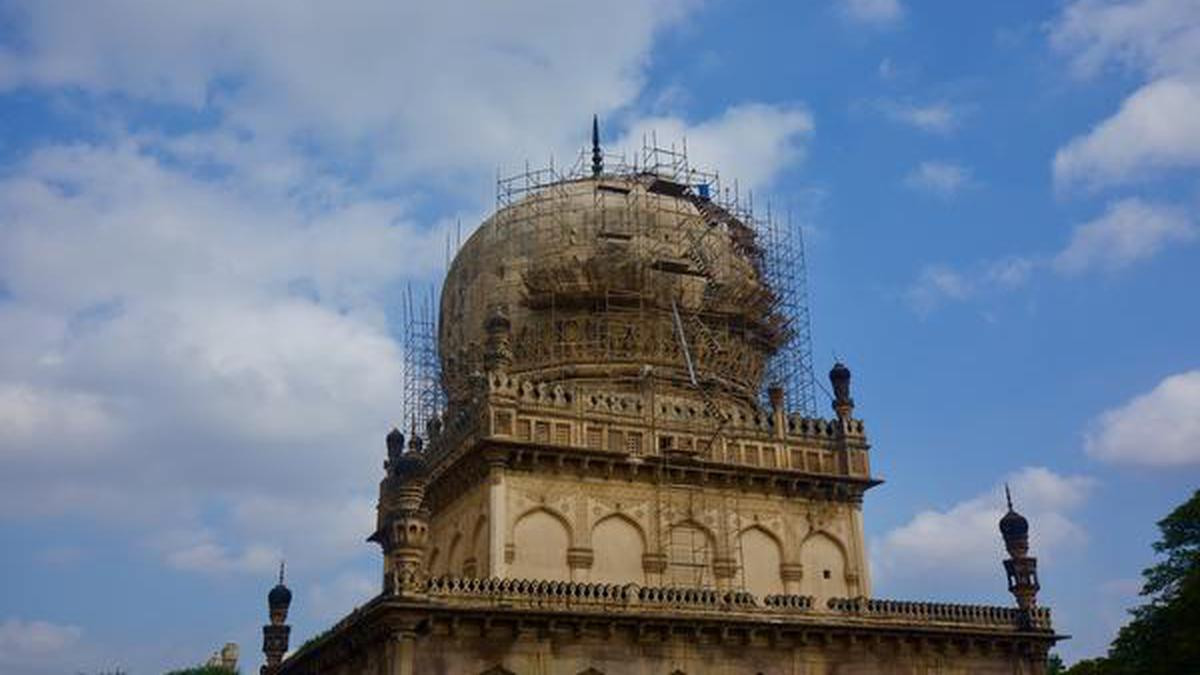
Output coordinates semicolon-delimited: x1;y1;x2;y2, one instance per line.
591;115;603;177
1005;484;1013;511
278;560;286;585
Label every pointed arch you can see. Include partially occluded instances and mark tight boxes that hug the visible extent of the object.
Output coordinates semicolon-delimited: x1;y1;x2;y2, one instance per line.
468;514;488;577
799;530;849;602
444;531;464;577
738;525;784;598
510;507;571;581
591;513;646;584
666;519;716;587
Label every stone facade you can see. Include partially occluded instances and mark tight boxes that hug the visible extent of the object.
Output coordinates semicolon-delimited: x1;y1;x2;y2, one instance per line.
265;153;1061;675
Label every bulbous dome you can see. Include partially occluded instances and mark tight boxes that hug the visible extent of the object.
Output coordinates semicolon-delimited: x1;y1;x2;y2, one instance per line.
268;582;292;609
999;508;1029;540
439;174;785;407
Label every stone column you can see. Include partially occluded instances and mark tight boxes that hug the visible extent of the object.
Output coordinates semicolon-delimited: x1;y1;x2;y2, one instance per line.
485;447;509;578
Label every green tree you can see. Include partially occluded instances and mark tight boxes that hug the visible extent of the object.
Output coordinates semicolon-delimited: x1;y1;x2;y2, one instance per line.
163;666;239;675
1066;489;1200;674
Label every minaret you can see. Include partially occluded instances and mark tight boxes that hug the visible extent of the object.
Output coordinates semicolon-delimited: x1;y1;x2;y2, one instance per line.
591;115;603;177
999;485;1041;629
829;361;854;423
369;428;430;597
261;562;292;674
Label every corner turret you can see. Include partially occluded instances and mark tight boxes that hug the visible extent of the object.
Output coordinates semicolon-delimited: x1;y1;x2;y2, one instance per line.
999;485;1041;628
261;562;291;674
370;428;430;596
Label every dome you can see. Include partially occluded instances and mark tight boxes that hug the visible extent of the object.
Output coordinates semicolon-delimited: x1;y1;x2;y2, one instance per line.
439;174;785;408
268;582;292;609
999;508;1029;540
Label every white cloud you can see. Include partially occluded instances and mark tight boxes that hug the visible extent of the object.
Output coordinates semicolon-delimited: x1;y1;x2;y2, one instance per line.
0;2;823;605
0;137;416;562
904;255;1041;315
0;1;693;181
1054;78;1200;187
308;572;378;623
1054;198;1195;274
841;0;904;25
617;103;814;190
1051;0;1200;81
0;618;82;659
986;257;1037;288
1051;0;1200;188
877;100;960;134
905;264;973;313
1085;370;1200;466
904;160;972;197
873;467;1095;582
161;530;281;575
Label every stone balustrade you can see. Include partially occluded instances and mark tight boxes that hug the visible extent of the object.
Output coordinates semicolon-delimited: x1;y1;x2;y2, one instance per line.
825;597;1052;628
423;577;1049;630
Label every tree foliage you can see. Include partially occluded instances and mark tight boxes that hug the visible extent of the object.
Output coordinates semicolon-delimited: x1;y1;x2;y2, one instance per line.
163;666;239;675
1065;489;1200;674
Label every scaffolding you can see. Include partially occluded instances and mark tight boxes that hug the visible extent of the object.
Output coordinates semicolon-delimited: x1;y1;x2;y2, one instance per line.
406;135;820;589
759;206;818;417
400;284;445;438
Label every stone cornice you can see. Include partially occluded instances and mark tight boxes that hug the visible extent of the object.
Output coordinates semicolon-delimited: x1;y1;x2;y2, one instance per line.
424;435;882;515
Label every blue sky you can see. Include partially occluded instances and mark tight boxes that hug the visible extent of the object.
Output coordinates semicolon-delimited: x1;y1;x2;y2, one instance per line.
0;1;1197;672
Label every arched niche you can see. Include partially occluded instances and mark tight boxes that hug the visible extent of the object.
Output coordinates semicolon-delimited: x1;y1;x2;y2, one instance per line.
426;546;440;575
666;521;714;587
445;532;464;577
799;531;849;602
510;508;570;581
738;526;784;598
590;514;645;584
468;515;488;577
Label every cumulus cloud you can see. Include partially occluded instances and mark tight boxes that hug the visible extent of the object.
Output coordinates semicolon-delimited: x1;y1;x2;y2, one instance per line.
1051;0;1200;188
876;100;960;134
1054;78;1200;187
1051;0;1200;80
0;1;820;597
1054;198;1195;274
905;265;973;313
160;530;281;575
903;160;972;197
0;137;416;563
0;619;82;658
904;255;1040;314
840;0;904;25
873;467;1095;582
616;104;814;190
0;1;692;180
1085;370;1200;466
308;572;378;623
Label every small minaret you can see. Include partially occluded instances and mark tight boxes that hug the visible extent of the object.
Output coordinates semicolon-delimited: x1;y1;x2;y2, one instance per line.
999;485;1041;628
829;361;854;423
483;305;513;373
369;428;430;597
261;562;292;674
591;115;603;177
